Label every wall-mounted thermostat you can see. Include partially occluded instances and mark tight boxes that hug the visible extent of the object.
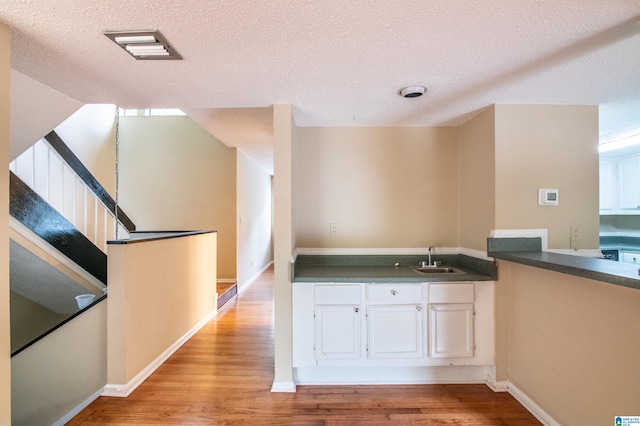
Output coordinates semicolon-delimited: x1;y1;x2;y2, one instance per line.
538;189;559;206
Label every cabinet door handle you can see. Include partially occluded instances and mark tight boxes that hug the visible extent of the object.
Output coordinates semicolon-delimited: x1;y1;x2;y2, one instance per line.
416;306;422;312
354;307;359;313
391;290;397;296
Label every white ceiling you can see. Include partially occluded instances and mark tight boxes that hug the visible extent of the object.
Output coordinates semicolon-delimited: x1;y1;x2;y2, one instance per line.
1;0;640;174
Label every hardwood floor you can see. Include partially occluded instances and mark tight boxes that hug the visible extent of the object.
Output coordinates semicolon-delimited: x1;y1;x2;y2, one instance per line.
68;266;541;425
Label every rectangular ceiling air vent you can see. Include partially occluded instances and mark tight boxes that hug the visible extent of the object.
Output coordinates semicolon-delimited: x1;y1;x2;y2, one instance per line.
104;30;182;60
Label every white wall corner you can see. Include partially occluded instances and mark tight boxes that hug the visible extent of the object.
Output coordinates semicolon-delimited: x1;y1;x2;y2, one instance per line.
484;367;508;392
271;380;297;393
485;378;509;392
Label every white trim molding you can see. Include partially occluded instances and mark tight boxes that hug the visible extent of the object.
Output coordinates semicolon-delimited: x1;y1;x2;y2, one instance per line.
508;383;559;426
271;381;297;393
294;366;493;386
238;260;273;294
103;308;217;397
54;387;104;426
485;379;559;426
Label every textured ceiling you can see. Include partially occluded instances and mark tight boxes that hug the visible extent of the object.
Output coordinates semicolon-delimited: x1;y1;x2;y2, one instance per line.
1;0;640;173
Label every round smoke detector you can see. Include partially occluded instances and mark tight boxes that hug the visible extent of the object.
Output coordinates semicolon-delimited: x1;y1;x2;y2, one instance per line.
399;86;427;98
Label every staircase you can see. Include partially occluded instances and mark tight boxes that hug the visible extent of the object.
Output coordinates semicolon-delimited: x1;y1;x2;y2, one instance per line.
9;130;136;354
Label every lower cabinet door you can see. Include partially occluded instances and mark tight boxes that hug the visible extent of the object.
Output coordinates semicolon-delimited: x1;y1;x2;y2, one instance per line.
314;305;362;359
429;303;474;358
366;305;424;359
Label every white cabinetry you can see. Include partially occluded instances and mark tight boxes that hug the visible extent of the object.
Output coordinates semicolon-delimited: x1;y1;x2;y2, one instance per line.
428;283;475;360
313;285;362;360
366;284;424;359
367;305;423;359
599;158;615;211
315;306;362;359
292;280;494;384
618;156;640;210
429;304;474;358
600;155;640;214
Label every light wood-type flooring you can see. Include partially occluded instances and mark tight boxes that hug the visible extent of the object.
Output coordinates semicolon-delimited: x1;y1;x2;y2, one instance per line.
69;266;541;425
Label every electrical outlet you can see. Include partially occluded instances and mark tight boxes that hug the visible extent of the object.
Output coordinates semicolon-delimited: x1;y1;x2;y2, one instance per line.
570;226;580;250
330;223;338;236
571;226;580;241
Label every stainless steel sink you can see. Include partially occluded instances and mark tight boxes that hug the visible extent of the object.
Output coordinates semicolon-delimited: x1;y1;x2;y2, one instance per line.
411;266;465;274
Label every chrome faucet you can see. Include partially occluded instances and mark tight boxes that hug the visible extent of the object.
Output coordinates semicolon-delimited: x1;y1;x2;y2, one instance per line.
428;246;435;266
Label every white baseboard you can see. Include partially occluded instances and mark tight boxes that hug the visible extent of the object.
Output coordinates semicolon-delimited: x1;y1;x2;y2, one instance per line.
484;379;558;426
485;379;509;392
103;308;217;397
294;366;492;386
507;382;559;426
271;380;297;393
238;261;273;294
53;387;104;426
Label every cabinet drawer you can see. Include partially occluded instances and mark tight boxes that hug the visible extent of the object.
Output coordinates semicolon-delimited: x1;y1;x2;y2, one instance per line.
621;252;640;264
367;284;423;303
428;283;474;303
315;285;361;305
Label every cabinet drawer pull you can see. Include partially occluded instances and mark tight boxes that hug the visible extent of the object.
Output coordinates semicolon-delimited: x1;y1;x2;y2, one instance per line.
390;290;397;296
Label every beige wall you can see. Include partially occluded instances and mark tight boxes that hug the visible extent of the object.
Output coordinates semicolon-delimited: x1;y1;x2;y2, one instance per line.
0;22;11;426
119;116;237;279
494;104;599;249
497;261;640;425
9;291;69;353
458;106;496;251
236;150;273;288
273;104;295;388
295;127;459;248
107;232;217;386
11;300;107;426
55;104;117;196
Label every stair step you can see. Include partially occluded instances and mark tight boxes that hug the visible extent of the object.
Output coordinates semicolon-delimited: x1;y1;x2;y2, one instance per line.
217;282;237;310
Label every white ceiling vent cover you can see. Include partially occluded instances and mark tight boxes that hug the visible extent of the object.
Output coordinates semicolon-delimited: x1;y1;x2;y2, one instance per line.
105;30;182;60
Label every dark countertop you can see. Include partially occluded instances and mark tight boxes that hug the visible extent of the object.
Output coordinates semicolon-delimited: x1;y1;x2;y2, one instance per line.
108;230;217;245
293;254;496;283
490;250;640;291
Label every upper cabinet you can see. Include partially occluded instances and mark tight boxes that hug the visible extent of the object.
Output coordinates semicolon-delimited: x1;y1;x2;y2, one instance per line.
618;156;640;210
600;154;640;214
599;158;615;211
